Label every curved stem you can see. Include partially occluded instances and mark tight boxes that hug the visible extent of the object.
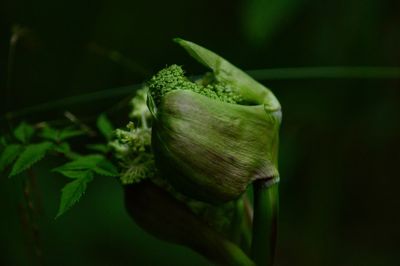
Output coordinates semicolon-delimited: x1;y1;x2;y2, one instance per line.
125;181;255;266
251;180;279;266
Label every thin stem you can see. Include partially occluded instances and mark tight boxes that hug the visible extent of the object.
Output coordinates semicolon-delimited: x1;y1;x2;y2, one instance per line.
64;111;97;137
88;42;151;77
247;66;400;80
2;83;142;120
230;197;245;246
23;169;44;266
141;112;148;129
3;66;400;121
251;180;279;266
7;29;19;93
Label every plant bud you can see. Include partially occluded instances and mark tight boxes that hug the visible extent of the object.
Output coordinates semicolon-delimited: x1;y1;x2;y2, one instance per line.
152;90;280;203
148;39;281;203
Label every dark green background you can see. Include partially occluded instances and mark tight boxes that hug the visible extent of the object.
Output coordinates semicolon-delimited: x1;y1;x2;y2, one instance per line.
1;0;399;265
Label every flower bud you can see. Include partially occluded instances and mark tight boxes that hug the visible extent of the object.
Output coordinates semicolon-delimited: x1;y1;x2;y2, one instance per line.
152;90;280;203
148;39;281;203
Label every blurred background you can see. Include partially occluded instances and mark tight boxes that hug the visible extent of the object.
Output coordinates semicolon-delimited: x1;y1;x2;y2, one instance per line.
1;0;399;265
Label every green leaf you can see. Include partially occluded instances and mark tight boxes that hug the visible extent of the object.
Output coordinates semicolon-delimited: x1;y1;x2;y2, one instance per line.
56;171;93;218
53;155;118;178
40;125;84;142
40;126;59;142
86;143;110;153
0;136;7;147
93;160;119;177
53;155;104;173
120;157;154;185
55;169;92;179
59;128;84;141
9;142;53;177
0;144;23;172
14;122;35;143
53;142;71;154
97;114;114;140
52;143;81;159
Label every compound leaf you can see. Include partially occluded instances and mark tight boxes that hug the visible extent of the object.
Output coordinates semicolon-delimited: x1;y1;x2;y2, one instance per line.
56;172;93;218
93;160;118;177
9;142;53;177
53;155;104;173
14;122;35;143
97;114;114;140
0;144;23;172
59;128;84;141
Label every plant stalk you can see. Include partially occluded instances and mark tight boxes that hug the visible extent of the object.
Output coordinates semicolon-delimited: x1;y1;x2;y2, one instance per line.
251;180;279;266
125;181;255;266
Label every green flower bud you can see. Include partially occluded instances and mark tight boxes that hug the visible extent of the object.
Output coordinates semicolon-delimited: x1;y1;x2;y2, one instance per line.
148;39;281;203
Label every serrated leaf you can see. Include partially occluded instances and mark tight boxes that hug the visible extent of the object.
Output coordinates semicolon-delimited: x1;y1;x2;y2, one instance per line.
120;154;155;184
40;126;59;142
14;122;35;143
0;144;23;172
53;142;71;154
40;125;84;142
56;172;93;218
93;160;119;177
0;136;7;147
97;114;114;140
86;144;110;153
52;155;118;178
53;155;104;173
9;142;53;177
59;128;84;141
54;168;91;179
52;143;81;159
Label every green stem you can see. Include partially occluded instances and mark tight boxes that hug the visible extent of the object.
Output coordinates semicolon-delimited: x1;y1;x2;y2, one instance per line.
125;181;255;266
4;66;400;121
247;66;400;80
2;83;142;120
251;180;279;266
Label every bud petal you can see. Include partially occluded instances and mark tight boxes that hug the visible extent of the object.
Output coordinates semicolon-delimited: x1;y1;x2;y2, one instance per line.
148;38;281;203
152;90;280;203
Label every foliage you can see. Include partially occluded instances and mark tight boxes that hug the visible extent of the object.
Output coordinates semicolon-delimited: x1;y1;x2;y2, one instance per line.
0;39;279;265
0;118;118;218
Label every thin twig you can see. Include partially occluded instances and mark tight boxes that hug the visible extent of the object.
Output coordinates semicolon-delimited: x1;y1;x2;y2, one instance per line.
64;111;97;137
88;42;152;77
6;28;19;93
23;169;44;266
28;168;43;215
18;202;37;265
2;84;141;121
